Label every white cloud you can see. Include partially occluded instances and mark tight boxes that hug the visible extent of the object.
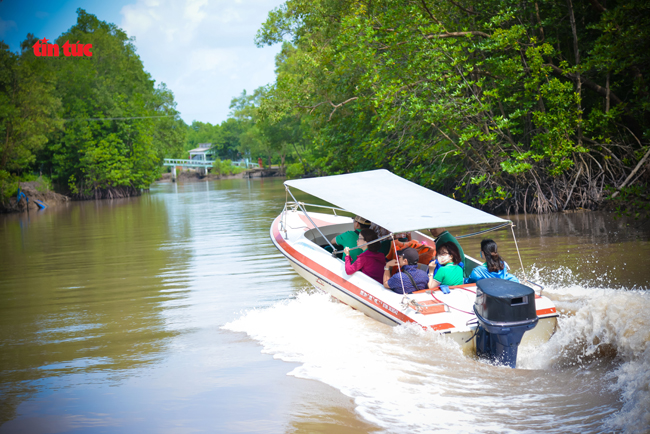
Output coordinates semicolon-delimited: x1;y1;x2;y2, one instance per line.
186;48;237;73
120;0;285;124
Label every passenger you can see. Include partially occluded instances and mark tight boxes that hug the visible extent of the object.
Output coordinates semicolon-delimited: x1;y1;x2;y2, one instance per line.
428;242;464;289
386;233;435;265
343;229;385;284
465;239;519;283
429;228;465;266
331;215;371;263
383;247;429;293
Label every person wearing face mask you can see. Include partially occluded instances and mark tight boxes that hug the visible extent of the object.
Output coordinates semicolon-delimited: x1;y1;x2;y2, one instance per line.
429;228;465;265
428;242;464;289
343;229;386;284
465;239;519;283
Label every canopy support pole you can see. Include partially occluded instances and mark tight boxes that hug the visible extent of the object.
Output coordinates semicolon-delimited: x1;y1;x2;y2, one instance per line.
332;233;393;255
455;222;511;239
510;223;527;282
280;202;288;238
285;186;336;253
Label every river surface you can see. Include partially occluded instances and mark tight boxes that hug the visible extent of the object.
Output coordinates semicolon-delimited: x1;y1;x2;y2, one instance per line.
0;178;649;434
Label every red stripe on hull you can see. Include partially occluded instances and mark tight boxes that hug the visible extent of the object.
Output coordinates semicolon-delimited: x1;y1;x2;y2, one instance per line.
272;215;425;327
536;307;557;316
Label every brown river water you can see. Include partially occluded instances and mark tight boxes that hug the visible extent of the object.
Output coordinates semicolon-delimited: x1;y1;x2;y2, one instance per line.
0;178;649;434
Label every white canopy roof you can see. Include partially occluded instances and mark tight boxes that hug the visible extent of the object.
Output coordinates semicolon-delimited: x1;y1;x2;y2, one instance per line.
285;169;509;233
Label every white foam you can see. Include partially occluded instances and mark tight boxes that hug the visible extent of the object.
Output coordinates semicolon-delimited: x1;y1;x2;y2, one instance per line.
224;278;650;433
521;267;650;433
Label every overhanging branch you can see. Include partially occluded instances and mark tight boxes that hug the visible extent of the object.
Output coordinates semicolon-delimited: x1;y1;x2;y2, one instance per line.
425;31;490;39
545;63;624;106
328;97;358;121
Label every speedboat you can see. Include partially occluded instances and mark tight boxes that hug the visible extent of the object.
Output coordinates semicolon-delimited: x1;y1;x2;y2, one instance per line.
270;170;558;366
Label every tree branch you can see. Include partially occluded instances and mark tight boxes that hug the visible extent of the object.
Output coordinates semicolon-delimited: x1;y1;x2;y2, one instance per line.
446;0;478;15
425;31;490;39
611;146;650;197
420;0;445;27
545;63;624;106
563;165;583;210
328;97;358;121
297;101;328;115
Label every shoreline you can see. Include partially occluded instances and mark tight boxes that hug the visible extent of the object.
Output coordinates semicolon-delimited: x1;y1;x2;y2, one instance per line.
0;170;284;214
2;171;601;217
0;180;70;214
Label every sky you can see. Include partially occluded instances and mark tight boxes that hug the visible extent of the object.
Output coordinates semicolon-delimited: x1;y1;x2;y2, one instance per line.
0;0;286;124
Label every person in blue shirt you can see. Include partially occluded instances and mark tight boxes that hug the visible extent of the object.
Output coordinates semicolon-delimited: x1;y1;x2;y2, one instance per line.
465;239;519;283
383;248;429;294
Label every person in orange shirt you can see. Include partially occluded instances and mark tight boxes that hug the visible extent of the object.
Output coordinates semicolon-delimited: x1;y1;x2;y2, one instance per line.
385;233;435;269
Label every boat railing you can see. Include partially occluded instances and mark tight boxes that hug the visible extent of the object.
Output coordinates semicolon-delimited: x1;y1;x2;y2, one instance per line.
281;198;391;256
284;201;348;215
281;190;544;295
454;222;512;239
283;189;338;252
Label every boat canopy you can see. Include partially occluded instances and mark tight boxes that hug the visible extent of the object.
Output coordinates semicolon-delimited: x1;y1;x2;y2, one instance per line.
285;169;510;233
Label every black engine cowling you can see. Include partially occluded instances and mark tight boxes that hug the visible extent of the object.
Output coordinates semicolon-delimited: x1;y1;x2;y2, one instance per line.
474;278;538;368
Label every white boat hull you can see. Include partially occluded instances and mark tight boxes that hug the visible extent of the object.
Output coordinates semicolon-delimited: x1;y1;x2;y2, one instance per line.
271;210;558;355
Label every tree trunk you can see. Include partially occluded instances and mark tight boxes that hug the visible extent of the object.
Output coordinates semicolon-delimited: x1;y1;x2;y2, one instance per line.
280;152;286;175
605;72;610;113
567;0;582;146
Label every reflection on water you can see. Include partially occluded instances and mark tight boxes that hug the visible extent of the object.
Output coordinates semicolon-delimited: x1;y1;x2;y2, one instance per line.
453;211;650;290
0;197;188;425
0;178;362;434
1;177;649;434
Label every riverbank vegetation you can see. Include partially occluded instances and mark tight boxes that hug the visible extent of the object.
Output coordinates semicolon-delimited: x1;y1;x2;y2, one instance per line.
241;0;649;218
177;88;312;177
2;3;648;219
1;10;185;204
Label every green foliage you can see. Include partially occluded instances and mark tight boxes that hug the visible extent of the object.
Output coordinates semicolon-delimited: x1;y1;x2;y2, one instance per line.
1;10;185;201
608;184;650;222
0;39;62;175
230;86;313;173
211;159;244;176
40;10;184;197
0;170;19;203
286;162;304;179
184;118;242;160
253;0;650;213
19;173;53;192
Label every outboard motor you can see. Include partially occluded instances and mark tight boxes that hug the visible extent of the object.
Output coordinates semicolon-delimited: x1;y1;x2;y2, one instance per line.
474;278;538;368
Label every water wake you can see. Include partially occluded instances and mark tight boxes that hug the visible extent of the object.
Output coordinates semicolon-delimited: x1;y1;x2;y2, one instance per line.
524;266;650;434
224;274;650;433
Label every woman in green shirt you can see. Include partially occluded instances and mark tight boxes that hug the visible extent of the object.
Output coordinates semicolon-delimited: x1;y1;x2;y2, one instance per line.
427;242;464;288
